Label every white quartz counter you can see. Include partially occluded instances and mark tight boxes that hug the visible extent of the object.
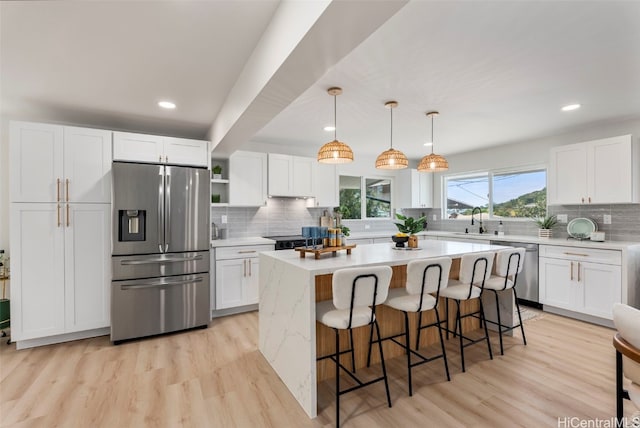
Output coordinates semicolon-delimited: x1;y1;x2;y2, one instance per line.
260;240;506;275
349;230;640;251
210;237;275;248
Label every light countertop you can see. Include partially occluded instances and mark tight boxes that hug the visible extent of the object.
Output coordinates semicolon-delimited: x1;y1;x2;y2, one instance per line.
349;230;640;251
259;240;508;275
210;237;275;248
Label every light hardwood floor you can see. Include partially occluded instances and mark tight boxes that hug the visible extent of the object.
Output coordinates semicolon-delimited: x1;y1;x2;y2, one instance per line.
1;310;637;427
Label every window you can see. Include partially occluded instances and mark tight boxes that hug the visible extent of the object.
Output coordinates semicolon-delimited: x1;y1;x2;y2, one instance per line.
444;168;546;219
339;175;392;220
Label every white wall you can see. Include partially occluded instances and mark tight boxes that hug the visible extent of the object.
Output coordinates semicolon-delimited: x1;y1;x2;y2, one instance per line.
430;117;640;208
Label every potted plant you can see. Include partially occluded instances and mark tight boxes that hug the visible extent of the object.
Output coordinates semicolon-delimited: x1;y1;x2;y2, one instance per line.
394;213;426;248
533;214;558;238
340;225;350;245
212;165;223;179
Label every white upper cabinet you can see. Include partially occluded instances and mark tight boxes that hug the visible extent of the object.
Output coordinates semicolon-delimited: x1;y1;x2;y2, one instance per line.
113;131;209;167
395;169;433;208
163;137;210;167
315;164;339;207
268;154;316;197
229;151;267;206
10;122;111;203
548;135;637;205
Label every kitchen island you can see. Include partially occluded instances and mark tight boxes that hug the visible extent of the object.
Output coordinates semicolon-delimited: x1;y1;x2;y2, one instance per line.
258;240;507;417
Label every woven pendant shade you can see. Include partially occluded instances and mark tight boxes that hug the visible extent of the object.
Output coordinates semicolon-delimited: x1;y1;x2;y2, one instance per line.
376;148;408;169
317;140;354;163
417;111;448;172
417;153;449;172
317;87;354;164
376;101;408;170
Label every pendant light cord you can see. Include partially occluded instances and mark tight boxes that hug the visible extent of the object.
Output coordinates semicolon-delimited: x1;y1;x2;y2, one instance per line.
334;94;337;141
390;107;394;149
430;114;435;155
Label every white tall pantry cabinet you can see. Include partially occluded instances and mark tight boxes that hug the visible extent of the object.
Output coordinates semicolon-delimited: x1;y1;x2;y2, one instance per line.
10;122;112;348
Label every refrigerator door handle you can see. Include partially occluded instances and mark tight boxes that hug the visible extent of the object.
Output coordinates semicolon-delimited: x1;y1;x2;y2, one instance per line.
120;255;204;265
121;276;204;290
165;169;171;253
158;166;165;253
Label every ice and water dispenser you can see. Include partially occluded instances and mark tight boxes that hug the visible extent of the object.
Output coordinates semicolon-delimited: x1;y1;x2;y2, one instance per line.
118;209;146;241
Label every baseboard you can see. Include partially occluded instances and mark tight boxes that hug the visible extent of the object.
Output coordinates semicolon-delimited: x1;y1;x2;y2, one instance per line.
211;304;258;319
15;327;110;350
543;306;614;328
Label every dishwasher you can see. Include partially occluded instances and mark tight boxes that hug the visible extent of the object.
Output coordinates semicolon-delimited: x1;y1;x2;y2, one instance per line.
490;240;541;309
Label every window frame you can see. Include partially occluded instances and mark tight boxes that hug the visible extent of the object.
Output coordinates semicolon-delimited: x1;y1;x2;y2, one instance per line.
442;165;547;221
339;174;394;221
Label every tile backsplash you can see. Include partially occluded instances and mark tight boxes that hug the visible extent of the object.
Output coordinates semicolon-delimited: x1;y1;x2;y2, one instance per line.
403;204;640;242
210;198;396;238
212;200;640;242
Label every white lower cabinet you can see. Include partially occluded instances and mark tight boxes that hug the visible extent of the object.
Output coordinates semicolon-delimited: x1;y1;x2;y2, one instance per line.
539;245;621;320
215;244;272;310
10;203;111;342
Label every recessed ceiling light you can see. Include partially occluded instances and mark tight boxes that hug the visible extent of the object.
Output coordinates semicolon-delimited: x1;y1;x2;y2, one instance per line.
158;101;176;109
423;142;433;147
323;126;336;131
561;103;581;112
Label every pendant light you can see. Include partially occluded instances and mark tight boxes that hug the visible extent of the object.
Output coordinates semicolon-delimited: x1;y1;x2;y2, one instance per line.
317;87;354;164
418;111;449;172
375;101;408;169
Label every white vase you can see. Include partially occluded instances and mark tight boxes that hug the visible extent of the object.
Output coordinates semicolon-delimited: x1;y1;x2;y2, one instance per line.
538;229;552;238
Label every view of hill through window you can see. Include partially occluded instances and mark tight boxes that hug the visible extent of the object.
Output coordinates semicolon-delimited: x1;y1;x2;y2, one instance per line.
446;169;546;219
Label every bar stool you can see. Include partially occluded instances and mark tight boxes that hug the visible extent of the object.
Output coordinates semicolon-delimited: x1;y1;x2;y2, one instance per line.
369;257;452;396
316;265;393;428
482;248;527;355
439;251;494;372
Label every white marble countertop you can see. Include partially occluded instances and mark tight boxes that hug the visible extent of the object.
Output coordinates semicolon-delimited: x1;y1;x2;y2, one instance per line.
349;230;640;251
210;237;275;248
260;240;507;275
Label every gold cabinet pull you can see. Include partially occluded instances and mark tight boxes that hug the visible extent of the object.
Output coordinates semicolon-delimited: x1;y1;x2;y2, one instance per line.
577;262;581;282
57;204;61;227
66;204;70;227
588;197;591;203
570;261;573;281
564;252;588;257
66;179;70;202
57;178;61;202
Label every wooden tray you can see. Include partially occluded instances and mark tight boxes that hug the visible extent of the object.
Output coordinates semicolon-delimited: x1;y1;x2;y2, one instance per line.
295;244;356;259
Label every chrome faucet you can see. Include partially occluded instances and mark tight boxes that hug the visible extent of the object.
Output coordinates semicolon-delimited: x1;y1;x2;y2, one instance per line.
471;207;485;234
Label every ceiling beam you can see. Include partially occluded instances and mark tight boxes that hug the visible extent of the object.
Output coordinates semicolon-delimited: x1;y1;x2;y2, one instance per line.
207;0;408;156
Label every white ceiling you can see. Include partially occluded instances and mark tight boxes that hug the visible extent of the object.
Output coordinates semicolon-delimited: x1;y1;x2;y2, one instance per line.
2;1;640;160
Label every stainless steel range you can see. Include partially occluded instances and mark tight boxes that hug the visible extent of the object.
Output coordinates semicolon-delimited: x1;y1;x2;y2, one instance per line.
111;161;210;343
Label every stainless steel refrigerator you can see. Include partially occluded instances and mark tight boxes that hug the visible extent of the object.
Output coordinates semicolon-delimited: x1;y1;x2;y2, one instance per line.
111;161;210;343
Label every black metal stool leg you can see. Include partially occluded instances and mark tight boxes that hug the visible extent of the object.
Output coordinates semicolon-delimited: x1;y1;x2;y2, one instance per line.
513;288;527;346
493;290;504;355
434;307;451;381
415;312;423;350
335;328;340;428
349;330;356;373
366;323;374;367
374;320;392;408
479;298;493;360
445;298;450;340
456;301;465;372
404;312;413;396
